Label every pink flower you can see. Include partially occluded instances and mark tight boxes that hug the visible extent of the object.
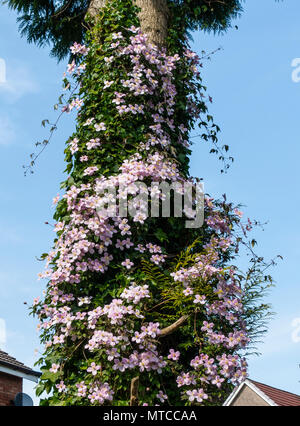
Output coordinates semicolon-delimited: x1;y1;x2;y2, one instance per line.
56;381;66;393
186;388;208;403
201;321;214;332
135;244;146;253
83;118;94;126
104;80;114;89
211;376;225;389
104;56;114;64
179;124;188;133
87;362;101;376
70;138;79;154
129;26;139;33
76;381;87;397
67;60;76;74
234;208;243;218
121;259;134;270
50;363;60;373
54;222;64;232
176;373;196;387
183;287;193;296
86;138;101;150
156;390;168;403
83;166;99;176
193;294;206;305
78;297;92;306
94;123;106;131
168;349;180;361
112;32;123;39
70;42;89;56
150;254;166;265
52;194;60;205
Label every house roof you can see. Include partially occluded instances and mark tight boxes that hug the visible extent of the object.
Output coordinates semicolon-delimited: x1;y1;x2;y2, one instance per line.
0;350;41;382
224;378;300;406
249;379;300;407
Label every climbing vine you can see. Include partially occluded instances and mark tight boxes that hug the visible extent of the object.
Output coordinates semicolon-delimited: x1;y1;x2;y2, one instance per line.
31;0;274;406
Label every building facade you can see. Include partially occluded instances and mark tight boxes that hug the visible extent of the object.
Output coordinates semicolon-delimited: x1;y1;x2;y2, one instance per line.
224;379;300;406
0;350;40;406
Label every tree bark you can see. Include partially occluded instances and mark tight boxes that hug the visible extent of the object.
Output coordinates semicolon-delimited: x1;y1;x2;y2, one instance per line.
130;376;140;406
134;0;169;47
87;0;106;17
87;0;169;47
160;315;190;337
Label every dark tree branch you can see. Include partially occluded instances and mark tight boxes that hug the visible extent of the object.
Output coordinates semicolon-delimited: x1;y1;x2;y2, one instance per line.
51;0;73;18
160;315;189;337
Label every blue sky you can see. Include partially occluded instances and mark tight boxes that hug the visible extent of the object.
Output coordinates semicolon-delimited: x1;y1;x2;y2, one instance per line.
0;0;300;404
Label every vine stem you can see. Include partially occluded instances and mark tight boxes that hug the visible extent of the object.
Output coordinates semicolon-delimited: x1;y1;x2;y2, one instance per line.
159;315;190;337
23;83;79;176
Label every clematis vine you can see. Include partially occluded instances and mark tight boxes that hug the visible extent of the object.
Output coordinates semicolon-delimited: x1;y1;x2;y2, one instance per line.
31;0;274;407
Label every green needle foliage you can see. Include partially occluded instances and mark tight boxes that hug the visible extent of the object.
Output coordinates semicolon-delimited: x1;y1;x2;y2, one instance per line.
3;0;244;60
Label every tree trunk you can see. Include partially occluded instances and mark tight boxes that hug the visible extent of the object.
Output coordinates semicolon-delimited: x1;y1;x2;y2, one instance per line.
130;376;140;406
87;0;106;17
87;0;169;47
134;0;169;47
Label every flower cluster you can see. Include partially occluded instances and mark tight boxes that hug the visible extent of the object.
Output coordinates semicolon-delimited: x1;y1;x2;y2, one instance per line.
32;7;269;407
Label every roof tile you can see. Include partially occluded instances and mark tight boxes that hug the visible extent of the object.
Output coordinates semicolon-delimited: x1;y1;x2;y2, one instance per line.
0;350;40;377
250;380;300;406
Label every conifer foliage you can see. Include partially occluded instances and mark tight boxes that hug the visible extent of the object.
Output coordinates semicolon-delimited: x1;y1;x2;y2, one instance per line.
4;0;243;60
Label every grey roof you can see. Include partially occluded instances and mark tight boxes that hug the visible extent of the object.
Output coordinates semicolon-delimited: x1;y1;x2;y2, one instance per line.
0;350;41;378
